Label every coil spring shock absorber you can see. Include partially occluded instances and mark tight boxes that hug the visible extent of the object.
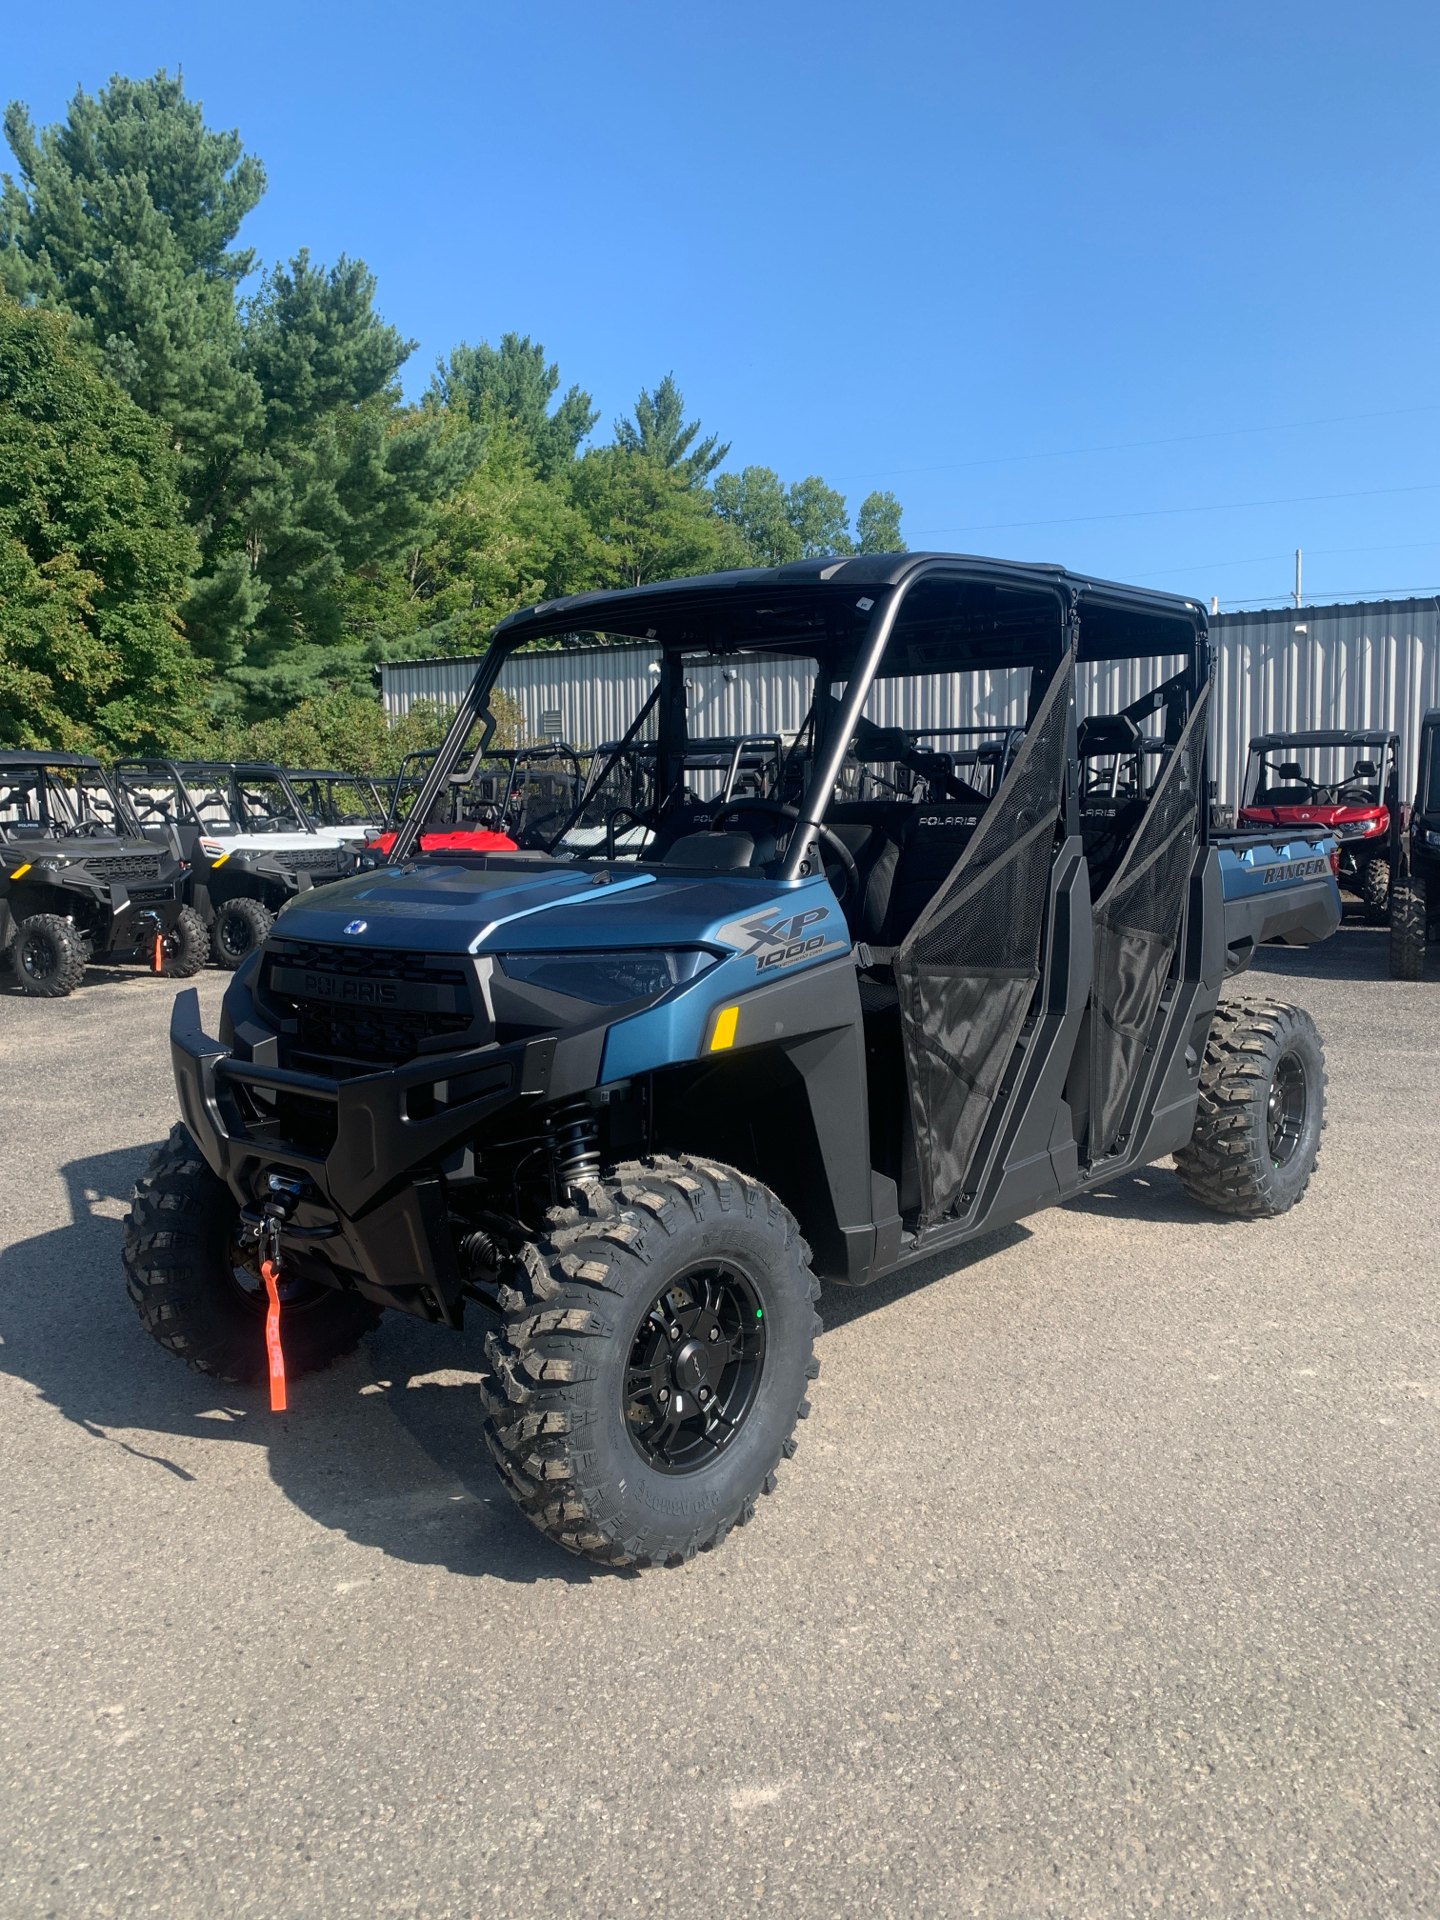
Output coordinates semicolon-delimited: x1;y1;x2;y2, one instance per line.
551;1099;600;1192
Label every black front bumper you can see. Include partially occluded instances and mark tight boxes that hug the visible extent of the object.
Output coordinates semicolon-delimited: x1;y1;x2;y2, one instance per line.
168;987;571;1322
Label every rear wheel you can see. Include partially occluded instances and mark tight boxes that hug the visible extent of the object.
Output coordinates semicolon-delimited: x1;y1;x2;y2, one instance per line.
481;1157;821;1567
158;906;211;978
124;1124;381;1382
1389;876;1427;980
212;896;273;970
1359;855;1391;922
12;913;88;997
1175;998;1326;1217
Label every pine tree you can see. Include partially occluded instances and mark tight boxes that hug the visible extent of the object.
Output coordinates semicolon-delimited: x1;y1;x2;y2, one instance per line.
0;294;198;750
1;72;459;715
614;374;729;487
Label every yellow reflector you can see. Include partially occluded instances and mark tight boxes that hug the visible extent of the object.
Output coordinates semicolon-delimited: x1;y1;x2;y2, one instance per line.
10;862;30;878
209;849;230;867
710;1005;739;1051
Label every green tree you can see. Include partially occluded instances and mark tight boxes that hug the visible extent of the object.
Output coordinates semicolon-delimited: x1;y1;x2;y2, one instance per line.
614;374;728;487
713;466;857;563
432;333;596;479
334;415;594;660
573;448;745;588
0;295;198;750
856;488;905;553
1;71;264;514
2;73;457;717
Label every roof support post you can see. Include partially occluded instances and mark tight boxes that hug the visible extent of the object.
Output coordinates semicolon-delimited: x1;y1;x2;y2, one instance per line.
779;581;912;883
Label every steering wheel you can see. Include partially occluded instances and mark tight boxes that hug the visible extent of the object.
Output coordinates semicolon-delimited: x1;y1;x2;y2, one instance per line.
605;806;650;858
708;800;859;905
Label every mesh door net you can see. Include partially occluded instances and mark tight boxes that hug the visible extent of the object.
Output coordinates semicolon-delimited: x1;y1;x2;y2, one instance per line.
1086;683;1210;1161
893;653;1073;1225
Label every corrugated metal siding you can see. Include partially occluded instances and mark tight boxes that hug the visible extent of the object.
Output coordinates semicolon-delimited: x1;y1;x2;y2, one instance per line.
381;596;1440;806
1210;600;1440;804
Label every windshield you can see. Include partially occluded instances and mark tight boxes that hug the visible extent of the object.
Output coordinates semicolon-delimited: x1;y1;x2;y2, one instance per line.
0;764;135;841
1244;743;1391;809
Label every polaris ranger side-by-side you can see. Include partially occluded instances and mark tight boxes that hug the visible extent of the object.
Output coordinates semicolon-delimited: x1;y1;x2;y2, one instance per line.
1;752;207;996
115;761;359;969
1238;728;1401;920
126;556;1340;1569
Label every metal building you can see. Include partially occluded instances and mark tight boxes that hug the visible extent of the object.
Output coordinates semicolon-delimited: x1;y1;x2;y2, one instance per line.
380;594;1440;808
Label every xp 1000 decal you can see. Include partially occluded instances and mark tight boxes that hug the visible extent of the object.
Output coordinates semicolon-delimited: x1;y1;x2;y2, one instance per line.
715;902;851;975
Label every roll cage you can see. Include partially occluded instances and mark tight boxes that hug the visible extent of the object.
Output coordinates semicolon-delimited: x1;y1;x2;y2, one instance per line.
114;761;320;838
1241;729;1401;811
0;751;147;843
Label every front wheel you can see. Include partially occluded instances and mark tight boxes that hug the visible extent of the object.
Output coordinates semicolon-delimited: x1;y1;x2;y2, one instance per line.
12;913;88;997
124;1124;381;1382
1359;856;1391;922
1174;998;1326;1217
1389;876;1427;980
212;896;274;970
158;905;211;978
482;1158;821;1567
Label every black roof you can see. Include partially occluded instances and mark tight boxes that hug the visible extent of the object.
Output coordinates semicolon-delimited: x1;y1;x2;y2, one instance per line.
0;749;104;770
1248;729;1399;751
491;552;1207;665
116;759;291;777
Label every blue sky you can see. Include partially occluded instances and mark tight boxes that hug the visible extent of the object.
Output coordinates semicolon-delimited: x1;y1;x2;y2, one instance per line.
6;0;1438;609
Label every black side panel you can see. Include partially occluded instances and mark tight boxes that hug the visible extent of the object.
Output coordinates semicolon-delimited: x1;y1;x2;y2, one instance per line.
893;651;1072;1225
1087;685;1210;1160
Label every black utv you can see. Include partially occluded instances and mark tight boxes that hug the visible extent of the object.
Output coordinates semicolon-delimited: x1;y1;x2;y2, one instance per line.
114;760;359;968
0;752;207;995
1389;706;1440;978
126;555;1331;1570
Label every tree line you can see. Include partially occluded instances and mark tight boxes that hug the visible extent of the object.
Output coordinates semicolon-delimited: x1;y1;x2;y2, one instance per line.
0;70;904;763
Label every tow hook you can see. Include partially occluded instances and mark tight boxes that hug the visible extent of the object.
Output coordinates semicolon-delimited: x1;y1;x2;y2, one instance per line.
259;1175;304;1411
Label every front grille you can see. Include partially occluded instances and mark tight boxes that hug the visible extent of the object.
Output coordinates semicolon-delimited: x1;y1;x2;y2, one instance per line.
281;848;347;872
261;939;475;1067
88;854;162;880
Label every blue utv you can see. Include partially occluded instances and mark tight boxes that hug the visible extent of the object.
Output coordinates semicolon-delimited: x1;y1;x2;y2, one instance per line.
125;556;1341;1568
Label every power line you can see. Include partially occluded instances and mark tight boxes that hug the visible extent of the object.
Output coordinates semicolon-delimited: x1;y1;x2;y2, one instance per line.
1133;538;1440;585
822;399;1440;489
907;476;1440;540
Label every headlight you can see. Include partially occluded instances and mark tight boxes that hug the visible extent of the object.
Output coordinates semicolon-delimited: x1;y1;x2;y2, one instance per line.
1342;815;1385;838
1426;829;1440;850
497;948;717;1005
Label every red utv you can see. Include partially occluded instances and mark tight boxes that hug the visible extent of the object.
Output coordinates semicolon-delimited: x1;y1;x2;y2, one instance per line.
1238;728;1401;920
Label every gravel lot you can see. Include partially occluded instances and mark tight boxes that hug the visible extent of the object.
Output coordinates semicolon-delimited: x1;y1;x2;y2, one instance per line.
2;927;1437;1918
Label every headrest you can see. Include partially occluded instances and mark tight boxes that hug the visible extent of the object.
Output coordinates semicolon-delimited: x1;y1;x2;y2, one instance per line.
1077;713;1143;758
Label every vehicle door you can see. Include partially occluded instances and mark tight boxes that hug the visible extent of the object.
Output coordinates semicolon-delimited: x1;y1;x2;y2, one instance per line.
892;649;1074;1224
1084;683;1210;1161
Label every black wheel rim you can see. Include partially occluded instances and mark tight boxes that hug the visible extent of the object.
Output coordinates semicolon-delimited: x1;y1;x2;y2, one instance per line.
625;1263;766;1473
19;933;56;982
219;910;252;957
1267;1050;1308;1167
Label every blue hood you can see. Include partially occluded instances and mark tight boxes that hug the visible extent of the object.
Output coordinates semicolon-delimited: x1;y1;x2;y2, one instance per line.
269;860;834;958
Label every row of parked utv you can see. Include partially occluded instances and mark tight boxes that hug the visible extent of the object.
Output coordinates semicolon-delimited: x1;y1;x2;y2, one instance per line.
0;748;597;997
0;757;380;996
7;704;1438;1002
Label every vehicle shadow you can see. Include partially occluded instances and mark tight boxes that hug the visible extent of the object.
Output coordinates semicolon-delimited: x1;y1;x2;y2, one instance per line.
1242;922;1435;984
0;1144;617;1585
819;1222;1032;1330
1060;1162;1238;1226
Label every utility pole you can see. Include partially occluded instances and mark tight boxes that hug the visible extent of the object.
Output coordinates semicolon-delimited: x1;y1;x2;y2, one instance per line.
1294;549;1302;609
